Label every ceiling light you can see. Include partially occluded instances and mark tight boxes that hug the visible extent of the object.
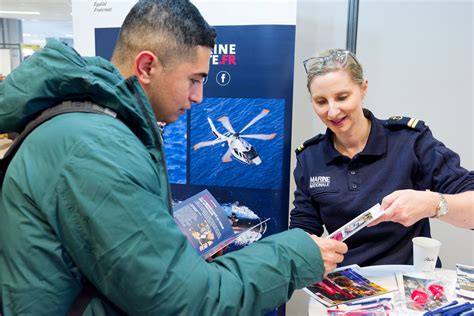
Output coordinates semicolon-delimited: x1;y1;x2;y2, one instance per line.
0;11;40;15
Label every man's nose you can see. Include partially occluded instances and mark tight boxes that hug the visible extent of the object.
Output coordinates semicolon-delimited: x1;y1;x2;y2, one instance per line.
190;85;203;104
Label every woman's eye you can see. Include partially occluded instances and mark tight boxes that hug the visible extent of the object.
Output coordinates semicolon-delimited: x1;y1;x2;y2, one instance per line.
315;100;326;105
337;95;348;101
191;79;200;84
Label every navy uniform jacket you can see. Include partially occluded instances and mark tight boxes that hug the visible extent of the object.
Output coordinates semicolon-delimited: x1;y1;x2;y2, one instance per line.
290;109;474;267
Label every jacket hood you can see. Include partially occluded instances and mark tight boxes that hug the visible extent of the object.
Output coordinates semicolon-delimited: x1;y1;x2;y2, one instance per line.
0;40;159;147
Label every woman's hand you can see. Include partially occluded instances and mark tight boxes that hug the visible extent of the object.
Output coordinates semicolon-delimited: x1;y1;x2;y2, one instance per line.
369;189;438;227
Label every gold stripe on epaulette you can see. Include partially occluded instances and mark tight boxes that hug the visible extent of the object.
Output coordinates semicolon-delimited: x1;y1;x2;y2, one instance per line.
407;118;415;128
410;119;419;128
297;145;304;152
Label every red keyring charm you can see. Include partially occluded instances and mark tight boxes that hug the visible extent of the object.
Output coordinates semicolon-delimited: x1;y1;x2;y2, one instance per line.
428;283;444;300
411;289;428;305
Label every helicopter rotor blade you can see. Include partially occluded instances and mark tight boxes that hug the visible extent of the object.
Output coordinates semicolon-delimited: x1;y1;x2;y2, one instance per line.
194;138;225;150
241;133;276;140
239;109;270;134
221;146;233;163
217;116;236;134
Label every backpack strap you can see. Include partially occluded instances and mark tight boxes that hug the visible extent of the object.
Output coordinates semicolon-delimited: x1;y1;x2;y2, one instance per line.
0;101;118;184
66;281;97;316
67;279;125;316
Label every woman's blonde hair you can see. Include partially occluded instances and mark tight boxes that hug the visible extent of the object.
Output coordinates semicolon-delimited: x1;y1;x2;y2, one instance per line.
305;49;364;91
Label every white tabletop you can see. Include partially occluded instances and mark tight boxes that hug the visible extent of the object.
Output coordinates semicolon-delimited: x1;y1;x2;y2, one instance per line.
308;264;458;315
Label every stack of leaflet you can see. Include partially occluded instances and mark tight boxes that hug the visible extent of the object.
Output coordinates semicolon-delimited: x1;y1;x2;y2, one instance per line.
304;265;392;307
456;264;474;299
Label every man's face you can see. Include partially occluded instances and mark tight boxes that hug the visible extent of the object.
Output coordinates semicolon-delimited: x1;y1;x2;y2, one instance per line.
144;46;211;124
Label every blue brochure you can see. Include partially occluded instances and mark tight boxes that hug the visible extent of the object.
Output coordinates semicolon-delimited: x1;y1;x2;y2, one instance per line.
173;189;267;259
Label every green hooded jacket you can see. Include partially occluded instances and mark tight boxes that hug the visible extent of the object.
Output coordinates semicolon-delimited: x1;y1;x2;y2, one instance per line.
0;40;324;315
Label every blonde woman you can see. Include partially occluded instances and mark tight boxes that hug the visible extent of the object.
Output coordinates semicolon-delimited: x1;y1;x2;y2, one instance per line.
290;49;474;267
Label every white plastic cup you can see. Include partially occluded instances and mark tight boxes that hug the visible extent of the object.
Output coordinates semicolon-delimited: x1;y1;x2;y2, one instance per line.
412;237;441;272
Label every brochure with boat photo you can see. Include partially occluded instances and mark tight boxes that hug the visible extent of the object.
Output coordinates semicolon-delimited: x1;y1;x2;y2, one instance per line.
304;265;391;307
173;189;268;259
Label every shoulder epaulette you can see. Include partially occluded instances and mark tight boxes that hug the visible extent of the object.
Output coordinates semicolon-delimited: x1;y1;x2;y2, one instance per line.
295;134;325;155
383;115;425;131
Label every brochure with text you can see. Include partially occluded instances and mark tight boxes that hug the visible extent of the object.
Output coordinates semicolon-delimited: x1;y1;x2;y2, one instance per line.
173;189;268;259
304;265;391;307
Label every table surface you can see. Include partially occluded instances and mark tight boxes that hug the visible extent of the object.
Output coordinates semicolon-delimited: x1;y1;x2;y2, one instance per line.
308;264;458;315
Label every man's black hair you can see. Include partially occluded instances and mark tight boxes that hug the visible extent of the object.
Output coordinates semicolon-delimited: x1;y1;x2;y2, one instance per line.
112;0;216;69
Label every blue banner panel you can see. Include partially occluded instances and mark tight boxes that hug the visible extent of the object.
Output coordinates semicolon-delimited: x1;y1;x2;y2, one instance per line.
95;27;120;60
94;23;295;250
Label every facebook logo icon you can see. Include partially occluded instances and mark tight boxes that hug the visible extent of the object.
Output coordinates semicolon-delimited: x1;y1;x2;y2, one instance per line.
216;71;231;86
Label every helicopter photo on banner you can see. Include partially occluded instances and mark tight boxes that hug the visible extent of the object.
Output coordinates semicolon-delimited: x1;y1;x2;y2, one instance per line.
194;108;276;166
191;98;284;190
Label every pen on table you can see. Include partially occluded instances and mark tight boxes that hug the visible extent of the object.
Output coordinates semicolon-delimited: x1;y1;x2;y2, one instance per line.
423;300;458;316
433;302;474;316
327;304;389;316
345;297;391;306
443;303;474;316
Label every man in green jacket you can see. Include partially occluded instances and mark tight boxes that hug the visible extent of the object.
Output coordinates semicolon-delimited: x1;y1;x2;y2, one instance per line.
0;0;347;314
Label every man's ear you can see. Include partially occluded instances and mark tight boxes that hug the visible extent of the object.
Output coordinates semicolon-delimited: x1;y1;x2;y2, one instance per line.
134;51;160;85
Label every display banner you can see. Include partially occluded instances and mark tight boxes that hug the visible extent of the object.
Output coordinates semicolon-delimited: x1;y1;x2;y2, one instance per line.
73;2;296;314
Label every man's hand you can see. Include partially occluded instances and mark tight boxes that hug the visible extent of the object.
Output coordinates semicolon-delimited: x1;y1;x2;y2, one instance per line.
368;189;438;227
308;234;348;275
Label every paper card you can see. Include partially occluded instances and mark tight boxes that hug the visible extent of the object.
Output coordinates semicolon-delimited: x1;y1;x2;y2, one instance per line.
327;204;383;242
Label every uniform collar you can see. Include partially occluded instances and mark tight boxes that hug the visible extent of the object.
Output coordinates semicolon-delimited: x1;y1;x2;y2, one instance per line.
324;109;387;164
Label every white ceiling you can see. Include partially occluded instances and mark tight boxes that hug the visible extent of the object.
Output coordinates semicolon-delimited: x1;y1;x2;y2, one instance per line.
0;0;73;46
